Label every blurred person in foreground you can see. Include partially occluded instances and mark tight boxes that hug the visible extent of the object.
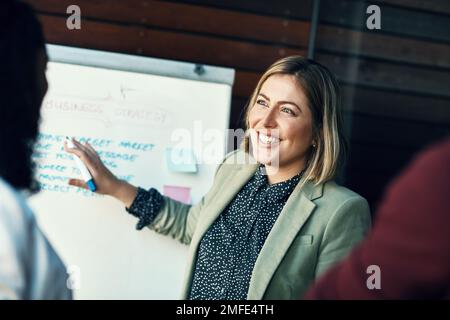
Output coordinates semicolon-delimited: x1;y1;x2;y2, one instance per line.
304;137;450;299
0;0;71;299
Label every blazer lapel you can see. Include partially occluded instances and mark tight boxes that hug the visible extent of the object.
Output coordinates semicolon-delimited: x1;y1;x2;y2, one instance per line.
191;164;259;246
247;180;323;299
181;163;259;298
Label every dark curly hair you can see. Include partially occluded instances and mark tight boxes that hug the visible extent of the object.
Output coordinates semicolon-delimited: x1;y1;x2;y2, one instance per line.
0;0;45;192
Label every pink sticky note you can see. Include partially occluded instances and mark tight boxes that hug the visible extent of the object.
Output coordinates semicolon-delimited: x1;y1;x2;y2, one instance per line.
163;185;191;204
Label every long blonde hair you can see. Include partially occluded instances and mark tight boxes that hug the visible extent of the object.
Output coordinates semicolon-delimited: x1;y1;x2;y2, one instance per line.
242;55;347;187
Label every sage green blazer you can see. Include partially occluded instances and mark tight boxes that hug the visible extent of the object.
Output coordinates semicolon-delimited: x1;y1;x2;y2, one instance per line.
146;149;371;299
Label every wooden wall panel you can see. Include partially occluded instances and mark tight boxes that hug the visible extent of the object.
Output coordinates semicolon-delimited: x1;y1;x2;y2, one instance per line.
167;0;313;19
318;53;450;98
341;85;450;124
30;0;310;47
321;0;450;43
38;15;306;73
348;113;449;149
317;0;450;208
374;0;450;16
317;25;450;69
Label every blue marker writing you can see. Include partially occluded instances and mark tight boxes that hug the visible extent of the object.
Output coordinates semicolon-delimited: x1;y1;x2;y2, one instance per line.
65;137;97;192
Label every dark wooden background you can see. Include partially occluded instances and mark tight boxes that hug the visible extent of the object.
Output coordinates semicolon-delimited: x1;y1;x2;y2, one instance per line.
25;0;450;213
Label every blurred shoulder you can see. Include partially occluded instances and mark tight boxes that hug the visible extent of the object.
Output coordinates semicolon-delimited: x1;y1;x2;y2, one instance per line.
0;178;27;216
0;178;34;235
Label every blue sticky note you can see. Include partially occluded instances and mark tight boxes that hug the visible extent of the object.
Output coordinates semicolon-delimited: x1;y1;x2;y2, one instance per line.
165;147;197;173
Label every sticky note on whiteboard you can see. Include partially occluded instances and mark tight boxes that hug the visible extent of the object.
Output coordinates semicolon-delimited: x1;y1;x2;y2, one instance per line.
163;185;191;204
165;147;197;173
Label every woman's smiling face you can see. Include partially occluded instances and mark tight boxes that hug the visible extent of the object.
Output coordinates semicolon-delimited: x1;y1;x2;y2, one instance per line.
248;74;314;171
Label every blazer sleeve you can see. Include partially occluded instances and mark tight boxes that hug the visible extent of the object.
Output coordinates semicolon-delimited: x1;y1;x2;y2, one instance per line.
145;151;235;245
146;189;209;245
314;196;371;278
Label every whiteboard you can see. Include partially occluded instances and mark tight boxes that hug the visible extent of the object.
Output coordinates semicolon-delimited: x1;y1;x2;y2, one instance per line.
28;45;234;299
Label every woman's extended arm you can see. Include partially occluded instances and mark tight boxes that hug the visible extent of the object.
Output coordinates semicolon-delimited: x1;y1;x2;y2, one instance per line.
64;138;138;208
64;138;233;244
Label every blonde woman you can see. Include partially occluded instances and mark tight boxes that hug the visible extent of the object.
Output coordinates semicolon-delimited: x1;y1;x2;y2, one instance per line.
66;56;371;299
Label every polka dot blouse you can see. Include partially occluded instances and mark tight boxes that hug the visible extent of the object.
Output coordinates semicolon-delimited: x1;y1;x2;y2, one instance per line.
126;165;303;300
